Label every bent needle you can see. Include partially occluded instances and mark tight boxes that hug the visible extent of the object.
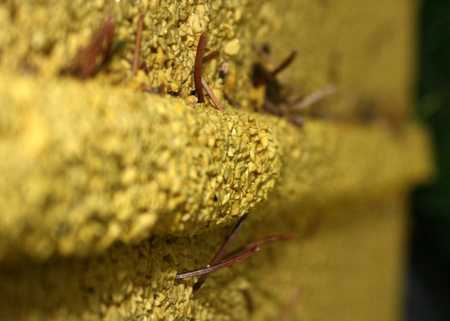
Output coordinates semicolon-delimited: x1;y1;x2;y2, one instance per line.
193;214;248;291
176;234;295;280
194;33;208;102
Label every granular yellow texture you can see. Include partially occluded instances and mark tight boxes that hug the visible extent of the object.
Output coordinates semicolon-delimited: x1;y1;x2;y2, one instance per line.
0;0;416;119
0;73;431;261
0;198;407;321
0;1;433;321
0;0;264;107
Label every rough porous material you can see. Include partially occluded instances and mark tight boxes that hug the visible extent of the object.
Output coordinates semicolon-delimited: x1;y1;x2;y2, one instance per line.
0;200;407;321
0;0;432;321
0;0;263;108
0;74;430;261
0;0;415;118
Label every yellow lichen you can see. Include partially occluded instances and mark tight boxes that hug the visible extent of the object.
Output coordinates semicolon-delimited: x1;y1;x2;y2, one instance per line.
0;1;432;321
0;73;431;261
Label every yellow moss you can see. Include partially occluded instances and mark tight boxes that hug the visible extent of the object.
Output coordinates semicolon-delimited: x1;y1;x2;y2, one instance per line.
0;0;265;108
0;1;433;321
0;197;408;321
0;73;431;260
0;0;416;120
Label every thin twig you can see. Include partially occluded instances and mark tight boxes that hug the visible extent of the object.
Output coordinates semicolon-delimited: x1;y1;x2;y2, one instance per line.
194;33;208;102
65;16;116;79
193;214;248;291
176;245;259;280
132;14;145;77
291;85;336;111
271;50;298;77
201;78;225;111
176;234;295;280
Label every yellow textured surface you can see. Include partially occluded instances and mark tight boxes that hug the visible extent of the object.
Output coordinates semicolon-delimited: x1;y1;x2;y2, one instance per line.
260;0;416;122
0;0;415;118
0;198;406;321
0;73;431;261
0;1;433;321
0;0;263;107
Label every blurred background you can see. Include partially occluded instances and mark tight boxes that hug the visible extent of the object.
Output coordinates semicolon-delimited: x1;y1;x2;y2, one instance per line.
407;0;450;320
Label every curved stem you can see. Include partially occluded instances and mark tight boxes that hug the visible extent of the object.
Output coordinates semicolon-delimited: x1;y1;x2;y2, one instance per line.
176;234;295;280
194;33;207;102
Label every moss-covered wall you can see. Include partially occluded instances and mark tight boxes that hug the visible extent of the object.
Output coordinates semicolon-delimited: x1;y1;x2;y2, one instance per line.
0;0;431;321
0;0;415;119
0;0;265;108
0;74;430;261
0;198;406;321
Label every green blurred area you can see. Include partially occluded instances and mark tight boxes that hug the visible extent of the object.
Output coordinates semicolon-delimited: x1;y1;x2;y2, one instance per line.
414;0;450;259
407;2;450;319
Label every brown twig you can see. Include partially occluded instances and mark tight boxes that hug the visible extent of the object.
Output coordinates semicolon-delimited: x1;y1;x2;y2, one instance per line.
291;85;336;111
64;16;116;79
201;78;225;111
194;33;208;102
176;244;258;280
193;33;226;110
175;234;295;280
193;214;248;291
132;14;145;77
271;50;298;77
